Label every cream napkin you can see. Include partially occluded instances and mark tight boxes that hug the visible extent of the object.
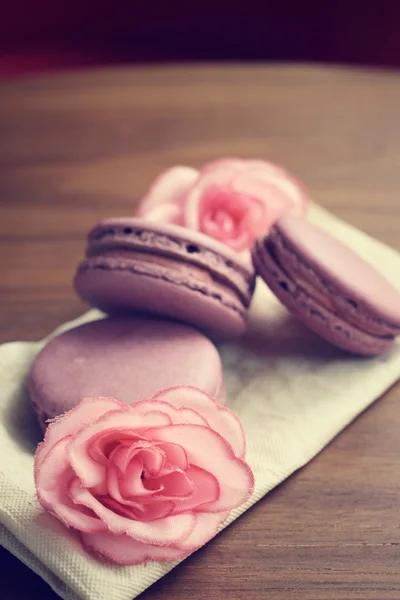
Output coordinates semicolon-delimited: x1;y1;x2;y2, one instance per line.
1;204;400;600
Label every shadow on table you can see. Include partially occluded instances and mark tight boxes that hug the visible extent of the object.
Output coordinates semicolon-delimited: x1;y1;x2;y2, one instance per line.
4;373;43;455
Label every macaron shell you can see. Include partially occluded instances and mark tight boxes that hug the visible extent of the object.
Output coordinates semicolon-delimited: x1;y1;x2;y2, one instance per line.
29;316;225;426
74;261;247;340
252;238;393;356
274;216;400;330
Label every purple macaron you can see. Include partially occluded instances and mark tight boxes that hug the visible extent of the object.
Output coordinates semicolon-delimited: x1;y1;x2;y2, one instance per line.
73;218;256;340
29;316;226;430
252;215;400;356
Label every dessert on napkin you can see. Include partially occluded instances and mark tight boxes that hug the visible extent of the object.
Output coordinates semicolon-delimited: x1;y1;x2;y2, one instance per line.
1;158;400;600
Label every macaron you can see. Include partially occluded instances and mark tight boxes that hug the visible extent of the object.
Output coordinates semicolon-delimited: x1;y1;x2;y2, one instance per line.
252;215;400;356
73;218;256;339
29;316;225;430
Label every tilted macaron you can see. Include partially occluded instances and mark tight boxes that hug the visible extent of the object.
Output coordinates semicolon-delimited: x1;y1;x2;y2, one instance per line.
73;218;256;339
252;215;400;356
29;316;226;430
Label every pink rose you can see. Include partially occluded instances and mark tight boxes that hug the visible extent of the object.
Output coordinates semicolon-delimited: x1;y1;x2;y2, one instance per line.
137;158;308;252
34;388;254;565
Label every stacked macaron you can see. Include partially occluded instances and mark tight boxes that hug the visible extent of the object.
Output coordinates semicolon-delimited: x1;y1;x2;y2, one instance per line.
29;160;400;430
74;218;256;340
30;219;256;428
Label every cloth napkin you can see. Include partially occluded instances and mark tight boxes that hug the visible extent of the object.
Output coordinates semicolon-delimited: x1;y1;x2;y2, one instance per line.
1;204;400;600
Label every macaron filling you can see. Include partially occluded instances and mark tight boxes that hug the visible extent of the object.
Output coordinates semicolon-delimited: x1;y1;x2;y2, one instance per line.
86;247;251;307
87;222;255;303
78;250;248;315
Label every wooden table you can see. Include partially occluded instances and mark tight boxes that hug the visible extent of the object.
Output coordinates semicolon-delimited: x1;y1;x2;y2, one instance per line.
1;64;400;599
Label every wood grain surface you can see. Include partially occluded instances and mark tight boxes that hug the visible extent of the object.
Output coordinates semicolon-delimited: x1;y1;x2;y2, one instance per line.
1;64;400;600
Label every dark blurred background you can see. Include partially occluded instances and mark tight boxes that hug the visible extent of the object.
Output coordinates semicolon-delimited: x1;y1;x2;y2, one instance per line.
1;0;400;79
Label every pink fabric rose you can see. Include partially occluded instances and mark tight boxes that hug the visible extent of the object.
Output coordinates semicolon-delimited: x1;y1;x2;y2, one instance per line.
34;387;254;565
137;158;308;252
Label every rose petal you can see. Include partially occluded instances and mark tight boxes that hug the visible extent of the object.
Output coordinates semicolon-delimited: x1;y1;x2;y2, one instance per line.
89;431;155;466
176;510;230;550
184;160;250;230
108;458;160;501
244;163;308;215
114;456;164;499
156;442;188;471
110;443;164;477
69;479;196;545
102;495;175;522
100;495;144;517
137;166;199;224
144;469;194;497
194;184;259;250
140;446;166;475
81;531;187;565
133;398;209;428
81;509;230;564
183;158;308;250
68;409;172;488
152;386;246;458
36;397;123;470
35;437;106;533
145;424;254;512
233;172;303;219
119;457;193;501
272;174;308;216
173;465;220;512
233;178;292;214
